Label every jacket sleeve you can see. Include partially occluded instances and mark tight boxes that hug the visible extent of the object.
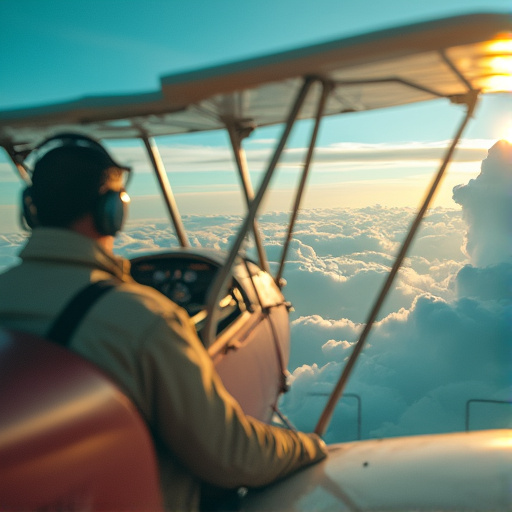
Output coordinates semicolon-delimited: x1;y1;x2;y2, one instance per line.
136;306;327;489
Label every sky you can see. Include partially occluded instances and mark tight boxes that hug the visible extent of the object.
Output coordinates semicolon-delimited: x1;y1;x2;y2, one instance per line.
0;0;510;104
1;0;512;233
0;0;510;108
0;1;511;440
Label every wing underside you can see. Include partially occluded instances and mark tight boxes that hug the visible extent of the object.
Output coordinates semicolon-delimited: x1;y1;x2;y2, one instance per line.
0;12;510;151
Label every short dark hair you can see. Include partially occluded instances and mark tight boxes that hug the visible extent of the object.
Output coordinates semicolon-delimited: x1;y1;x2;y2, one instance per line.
30;143;125;228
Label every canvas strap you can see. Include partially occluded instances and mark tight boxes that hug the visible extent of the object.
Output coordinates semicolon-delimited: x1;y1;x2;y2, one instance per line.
46;279;119;347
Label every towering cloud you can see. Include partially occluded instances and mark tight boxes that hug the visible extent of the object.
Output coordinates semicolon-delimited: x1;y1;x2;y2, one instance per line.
452;140;512;267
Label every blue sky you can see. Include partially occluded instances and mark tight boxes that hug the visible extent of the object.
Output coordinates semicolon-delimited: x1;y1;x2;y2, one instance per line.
0;0;511;232
1;0;510;108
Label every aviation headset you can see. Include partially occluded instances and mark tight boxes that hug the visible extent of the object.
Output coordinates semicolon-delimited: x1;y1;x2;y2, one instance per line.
21;133;131;236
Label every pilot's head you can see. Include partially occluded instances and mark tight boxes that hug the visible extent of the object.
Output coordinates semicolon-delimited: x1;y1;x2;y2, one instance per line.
22;133;131;237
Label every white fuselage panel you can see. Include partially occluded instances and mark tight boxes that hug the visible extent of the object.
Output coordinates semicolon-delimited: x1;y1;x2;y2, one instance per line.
243;429;512;511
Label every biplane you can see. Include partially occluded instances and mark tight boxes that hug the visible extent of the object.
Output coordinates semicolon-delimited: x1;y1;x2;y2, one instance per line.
0;11;511;511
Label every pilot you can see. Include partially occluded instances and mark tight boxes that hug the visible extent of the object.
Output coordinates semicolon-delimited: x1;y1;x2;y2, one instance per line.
0;133;327;511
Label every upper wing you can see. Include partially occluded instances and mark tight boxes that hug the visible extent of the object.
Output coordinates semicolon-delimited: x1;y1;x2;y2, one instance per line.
1;12;511;150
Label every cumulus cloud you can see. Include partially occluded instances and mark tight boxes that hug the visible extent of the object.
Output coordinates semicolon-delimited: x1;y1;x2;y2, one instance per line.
280;141;512;442
452;140;512;267
268;207;466;323
281;292;510;442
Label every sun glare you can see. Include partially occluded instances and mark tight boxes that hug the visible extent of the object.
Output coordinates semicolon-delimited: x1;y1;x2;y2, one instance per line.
483;74;512;93
488;35;512;54
503;121;512;144
481;35;512;92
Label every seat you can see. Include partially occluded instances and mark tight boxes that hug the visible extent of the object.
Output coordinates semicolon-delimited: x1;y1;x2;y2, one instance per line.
0;329;163;511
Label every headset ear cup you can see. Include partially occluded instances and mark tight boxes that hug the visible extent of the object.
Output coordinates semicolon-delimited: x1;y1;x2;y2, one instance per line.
21;187;38;229
93;190;128;236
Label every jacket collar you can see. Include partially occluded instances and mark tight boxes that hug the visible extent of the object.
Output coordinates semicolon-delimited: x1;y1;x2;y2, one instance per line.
20;227;130;280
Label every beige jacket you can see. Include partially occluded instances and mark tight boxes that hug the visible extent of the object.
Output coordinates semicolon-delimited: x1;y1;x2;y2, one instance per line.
0;228;326;511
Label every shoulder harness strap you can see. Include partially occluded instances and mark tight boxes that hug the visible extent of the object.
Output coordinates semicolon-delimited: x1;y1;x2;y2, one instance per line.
46;279;119;347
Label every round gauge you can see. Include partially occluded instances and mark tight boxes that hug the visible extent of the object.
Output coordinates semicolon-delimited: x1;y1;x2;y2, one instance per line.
170;282;192;304
183;270;197;283
153;270;167;283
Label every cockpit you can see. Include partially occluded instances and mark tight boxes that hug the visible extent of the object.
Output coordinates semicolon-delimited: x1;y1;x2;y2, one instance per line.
130;251;250;338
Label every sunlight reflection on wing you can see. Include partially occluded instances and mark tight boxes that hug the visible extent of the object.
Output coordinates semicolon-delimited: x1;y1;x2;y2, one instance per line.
487;35;512;54
482;35;512;92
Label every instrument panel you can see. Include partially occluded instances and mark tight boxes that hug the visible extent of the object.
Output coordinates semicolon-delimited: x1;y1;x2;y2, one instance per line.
130;254;221;317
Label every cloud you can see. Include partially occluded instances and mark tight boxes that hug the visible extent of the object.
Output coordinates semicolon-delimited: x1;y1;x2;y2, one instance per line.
262;207;466;323
279;143;512;441
456;263;512;302
452;140;512;267
287;315;360;370
102;138;494;177
283;140;489;167
281;293;511;442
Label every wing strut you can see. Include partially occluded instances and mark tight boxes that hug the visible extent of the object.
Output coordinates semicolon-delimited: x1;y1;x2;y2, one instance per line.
275;79;333;287
202;76;316;348
140;135;190;247
314;90;479;437
226;121;269;273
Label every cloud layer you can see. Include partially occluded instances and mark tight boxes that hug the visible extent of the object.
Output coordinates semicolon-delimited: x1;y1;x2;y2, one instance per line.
279;141;512;442
0;141;509;443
